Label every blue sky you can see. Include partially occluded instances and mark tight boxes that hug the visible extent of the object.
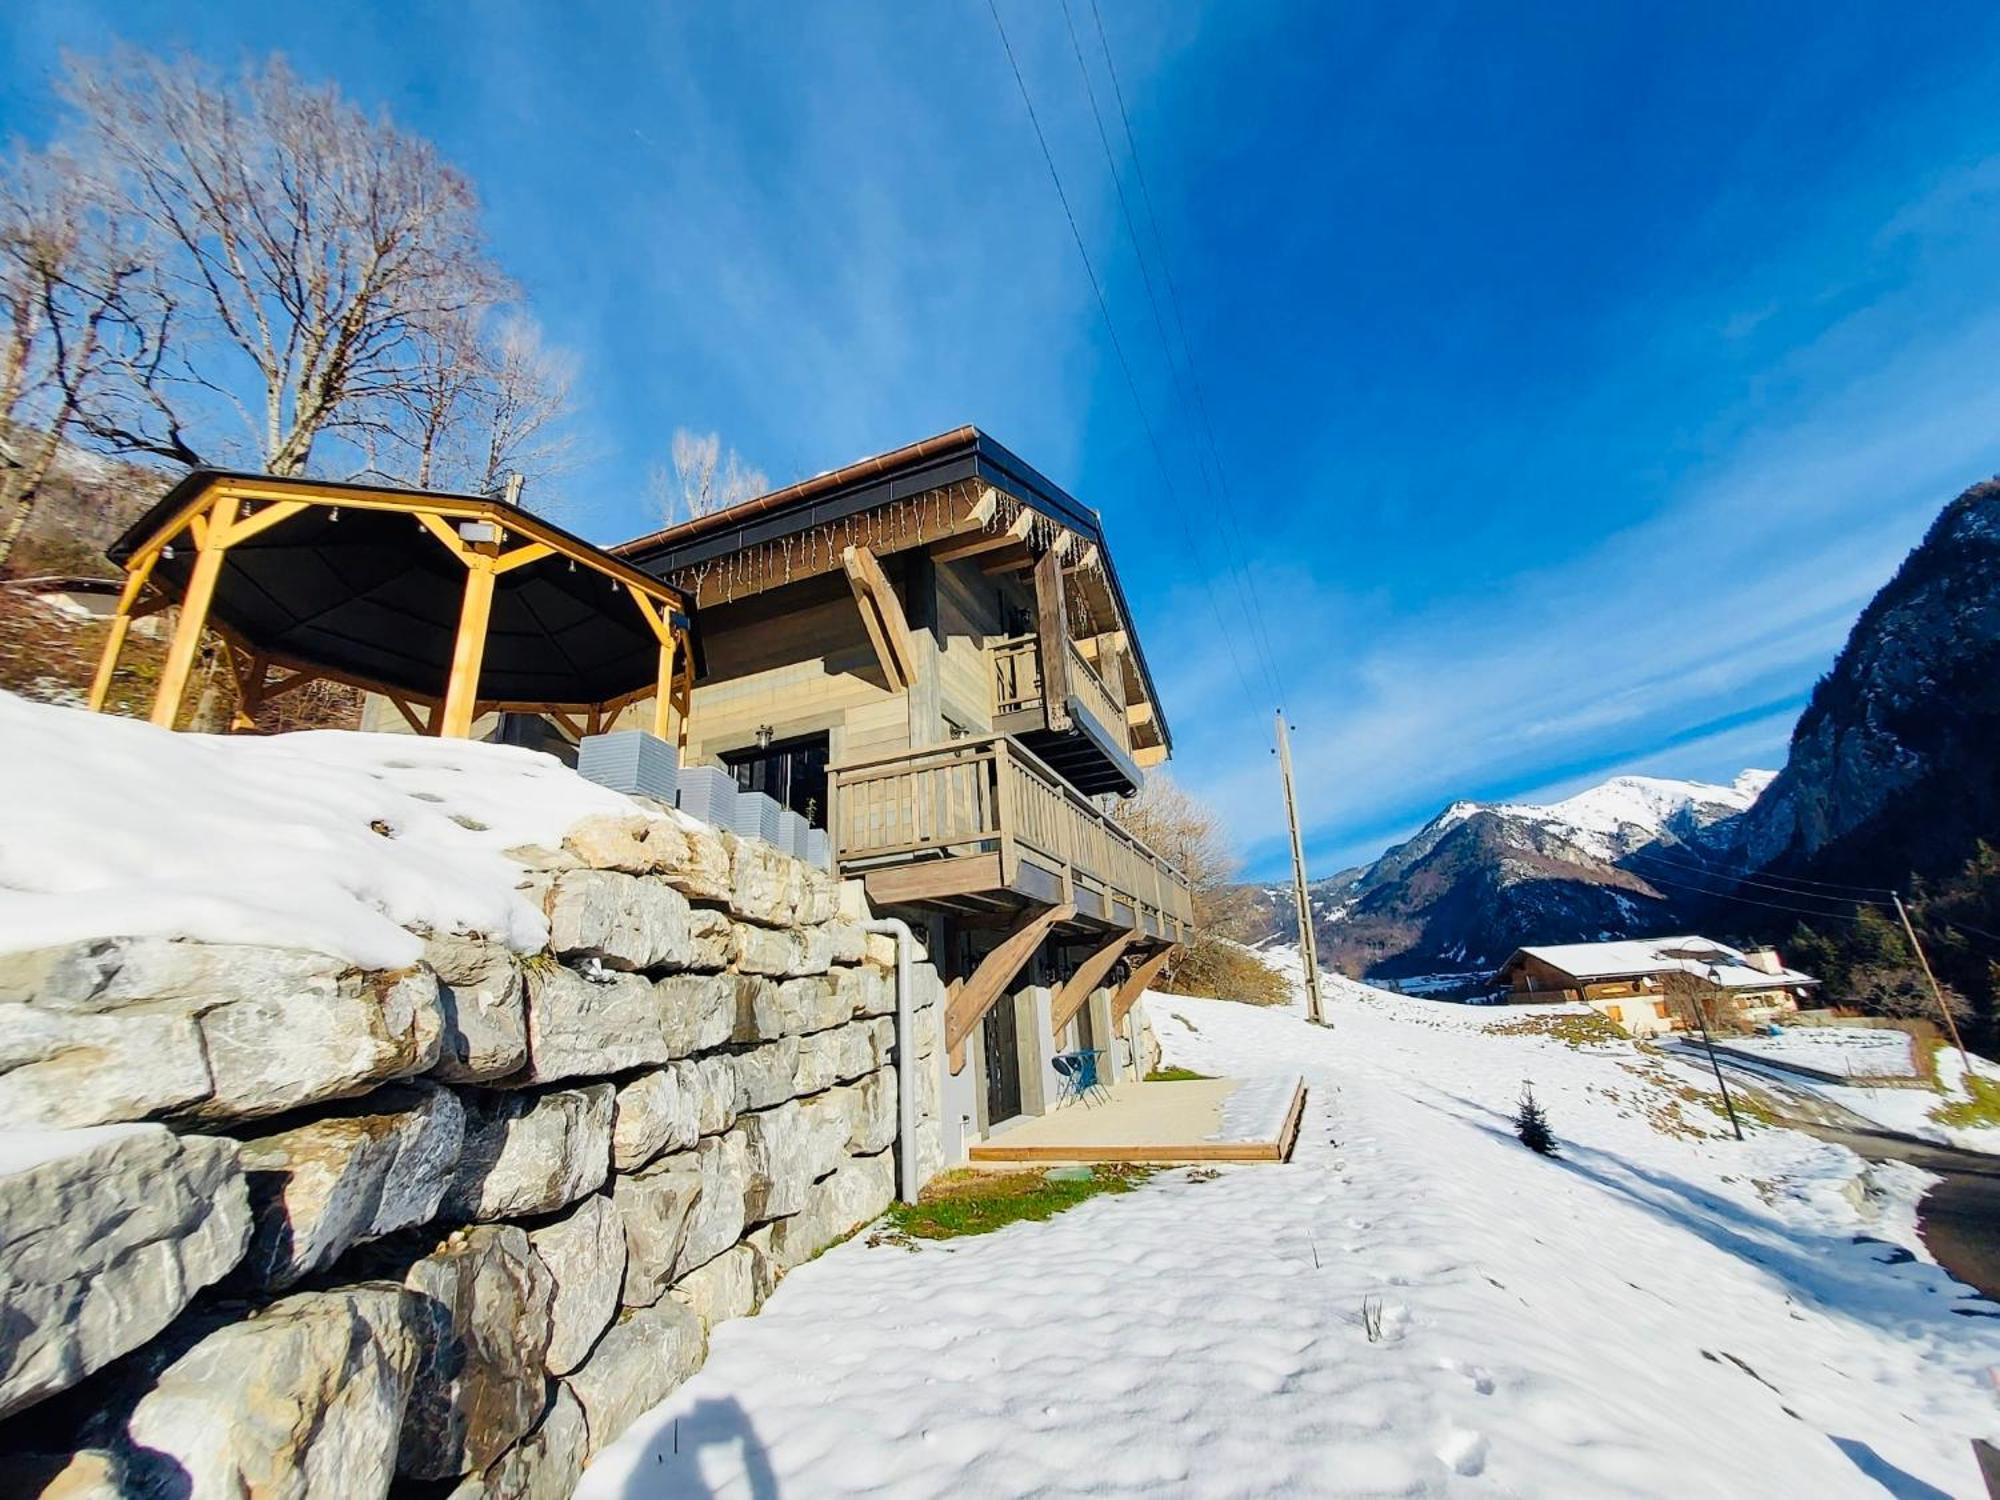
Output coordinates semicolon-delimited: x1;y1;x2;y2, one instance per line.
7;3;2000;880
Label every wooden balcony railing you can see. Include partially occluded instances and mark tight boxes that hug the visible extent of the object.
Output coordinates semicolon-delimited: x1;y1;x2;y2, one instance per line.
991;634;1129;749
828;734;1193;935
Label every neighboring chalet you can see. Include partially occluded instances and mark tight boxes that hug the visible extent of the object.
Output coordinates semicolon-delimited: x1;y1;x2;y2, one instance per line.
1494;936;1818;1037
614;428;1189;1151
92;428;1194;1160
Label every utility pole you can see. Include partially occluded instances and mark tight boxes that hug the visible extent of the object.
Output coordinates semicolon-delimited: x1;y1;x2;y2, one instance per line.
1680;967;1744;1141
1274;710;1327;1026
1893;892;1972;1074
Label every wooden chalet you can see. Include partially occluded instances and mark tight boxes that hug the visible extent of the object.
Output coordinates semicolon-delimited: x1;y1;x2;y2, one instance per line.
617;426;1191;1134
92;429;1192;1146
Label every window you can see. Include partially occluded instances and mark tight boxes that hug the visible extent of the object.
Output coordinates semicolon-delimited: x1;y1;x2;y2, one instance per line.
722;733;830;827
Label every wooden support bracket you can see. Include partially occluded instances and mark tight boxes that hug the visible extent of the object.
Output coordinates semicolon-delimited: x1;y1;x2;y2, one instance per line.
1050;928;1139;1038
1111;945;1179;1029
842;543;918;692
945;901;1075;1074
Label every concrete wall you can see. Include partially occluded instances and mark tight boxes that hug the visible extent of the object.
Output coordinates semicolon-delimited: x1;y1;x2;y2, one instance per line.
0;809;950;1498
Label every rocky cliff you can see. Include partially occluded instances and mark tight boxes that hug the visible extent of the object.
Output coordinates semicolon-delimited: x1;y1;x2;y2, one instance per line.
1725;478;2000;885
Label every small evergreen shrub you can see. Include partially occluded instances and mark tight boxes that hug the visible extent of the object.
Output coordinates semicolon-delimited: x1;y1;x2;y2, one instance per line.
1515;1083;1558;1155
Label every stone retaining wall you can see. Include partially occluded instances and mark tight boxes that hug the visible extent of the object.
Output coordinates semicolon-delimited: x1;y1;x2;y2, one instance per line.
0;809;948;1498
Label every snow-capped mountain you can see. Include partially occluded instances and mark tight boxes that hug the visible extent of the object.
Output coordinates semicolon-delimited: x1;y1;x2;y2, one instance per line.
1239;769;1775;983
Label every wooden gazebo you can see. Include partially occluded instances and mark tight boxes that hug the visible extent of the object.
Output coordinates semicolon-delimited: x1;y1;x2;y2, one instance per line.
96;471;694;741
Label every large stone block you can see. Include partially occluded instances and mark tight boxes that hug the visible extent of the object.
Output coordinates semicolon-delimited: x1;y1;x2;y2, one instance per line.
521;964;668;1083
739;1098;845;1223
447;1085;612;1221
400;1225;554;1480
669;1243;759;1332
0;1125;250;1419
825;922;866;965
842;1069;899;1156
677;1054;737;1139
447;1384;586;1500
761;1151;895;1273
657;972;735;1057
562;813;688;875
527;1194;625;1377
795;865;841;926
611;1154;702;1309
729;922;832;979
611;1067;697;1172
732;973;847;1043
790;1019;882;1096
121;1284;422;1500
833;962;895;1020
685;907;733;971
543;869;694;972
674;1129;750;1277
0;1002;209;1128
564;1299;705;1458
238;1081;465;1290
730;1037;802;1113
726;837;795;927
0;940;443;1126
424;934;528;1083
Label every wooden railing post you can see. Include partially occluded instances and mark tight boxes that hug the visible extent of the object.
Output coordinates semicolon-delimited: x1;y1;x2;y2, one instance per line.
993;739;1019;883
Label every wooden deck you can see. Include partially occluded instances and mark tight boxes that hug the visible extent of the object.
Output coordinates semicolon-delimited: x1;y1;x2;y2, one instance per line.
827;734;1193;939
967;1077;1307;1165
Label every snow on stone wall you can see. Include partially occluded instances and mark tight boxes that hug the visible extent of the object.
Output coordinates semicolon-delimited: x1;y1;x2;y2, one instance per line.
0;703;948;1498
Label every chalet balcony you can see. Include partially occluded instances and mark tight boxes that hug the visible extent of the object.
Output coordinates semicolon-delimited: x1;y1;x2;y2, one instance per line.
990;634;1142;796
827;735;1193;942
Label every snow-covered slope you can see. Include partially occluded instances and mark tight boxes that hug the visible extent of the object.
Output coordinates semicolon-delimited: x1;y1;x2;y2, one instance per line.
0;691;659;968
578;967;1997;1499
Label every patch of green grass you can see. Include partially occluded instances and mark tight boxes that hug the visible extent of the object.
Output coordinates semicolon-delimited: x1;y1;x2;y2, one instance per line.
1488;1009;1629;1048
1145;1066;1213;1082
879;1165;1152;1242
1934;1071;2000;1129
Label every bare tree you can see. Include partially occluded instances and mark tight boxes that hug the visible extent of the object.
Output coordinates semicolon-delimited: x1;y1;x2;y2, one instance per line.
650;427;766;525
0;146;146;570
471;315;575;497
59;48;510;476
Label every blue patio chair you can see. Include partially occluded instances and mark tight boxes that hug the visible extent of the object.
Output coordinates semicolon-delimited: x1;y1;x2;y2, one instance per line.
1054;1049;1112;1109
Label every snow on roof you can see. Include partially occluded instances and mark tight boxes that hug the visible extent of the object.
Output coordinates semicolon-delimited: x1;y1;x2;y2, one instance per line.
0;691;671;970
1509;936;1816;987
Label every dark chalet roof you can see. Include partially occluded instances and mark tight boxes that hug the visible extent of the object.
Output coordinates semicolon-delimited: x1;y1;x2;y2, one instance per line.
615;426;1174;756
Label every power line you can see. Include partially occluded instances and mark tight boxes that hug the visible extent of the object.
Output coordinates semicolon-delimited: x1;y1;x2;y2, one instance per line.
1053;0;1283;708
1087;0;1291;710
1640;831;1901;895
984;0;1266;720
1622;847;1893;905
1620;859;1889;924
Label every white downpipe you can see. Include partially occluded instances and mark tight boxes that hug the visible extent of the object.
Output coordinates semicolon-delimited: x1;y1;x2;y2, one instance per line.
861;917;921;1204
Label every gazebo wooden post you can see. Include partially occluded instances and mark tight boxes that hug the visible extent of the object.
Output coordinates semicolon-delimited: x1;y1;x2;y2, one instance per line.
151;496;234;728
88;553;158;712
440;552;498;739
651;632;679;740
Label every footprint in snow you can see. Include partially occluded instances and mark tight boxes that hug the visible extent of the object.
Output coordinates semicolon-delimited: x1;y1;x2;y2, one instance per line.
1437;1428;1489;1476
1438;1356;1495;1395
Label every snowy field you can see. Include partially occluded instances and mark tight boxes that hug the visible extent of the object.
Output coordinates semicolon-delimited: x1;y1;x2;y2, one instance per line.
581;969;2000;1499
1725;1027;1921;1080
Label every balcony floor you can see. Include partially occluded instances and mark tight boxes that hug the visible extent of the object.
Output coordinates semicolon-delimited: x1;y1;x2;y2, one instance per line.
967;1076;1306;1165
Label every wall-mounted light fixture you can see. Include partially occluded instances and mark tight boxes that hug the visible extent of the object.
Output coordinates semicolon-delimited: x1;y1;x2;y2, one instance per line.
755;724;774;749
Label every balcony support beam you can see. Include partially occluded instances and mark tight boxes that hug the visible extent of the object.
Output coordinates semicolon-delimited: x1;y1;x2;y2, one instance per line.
946;901;1075;1074
1051;928;1138;1039
1111;945;1180;1029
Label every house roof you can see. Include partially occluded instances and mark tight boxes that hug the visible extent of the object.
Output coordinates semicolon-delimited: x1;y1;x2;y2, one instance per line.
1504;936;1818;989
613;426;1173;756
